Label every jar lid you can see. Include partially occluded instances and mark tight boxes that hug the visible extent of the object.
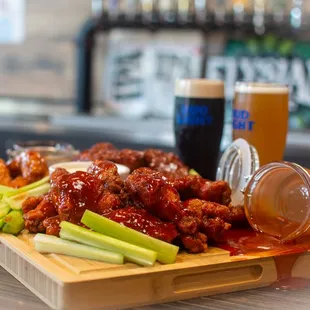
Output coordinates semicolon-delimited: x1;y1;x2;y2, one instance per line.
216;138;260;206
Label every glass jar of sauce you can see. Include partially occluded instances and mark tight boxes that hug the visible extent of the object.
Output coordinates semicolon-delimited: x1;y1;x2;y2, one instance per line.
6;141;80;166
217;138;310;242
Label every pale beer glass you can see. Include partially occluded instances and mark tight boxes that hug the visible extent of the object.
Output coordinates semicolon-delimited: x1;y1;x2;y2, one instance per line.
233;82;289;166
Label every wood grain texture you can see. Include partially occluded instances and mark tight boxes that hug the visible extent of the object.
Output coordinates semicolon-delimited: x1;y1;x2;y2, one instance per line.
0;232;291;310
1;265;310;310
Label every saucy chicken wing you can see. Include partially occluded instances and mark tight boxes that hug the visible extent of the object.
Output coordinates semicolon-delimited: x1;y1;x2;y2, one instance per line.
77;143;190;175
125;168;182;222
106;206;178;243
7;151;48;184
87;160;123;193
22;195;44;214
172;176;232;206
10;176;28;188
78;142;118;161
116;149;146;171
180;232;208;254
0;159;12;186
143;149;189;179
227;204;248;226
23;195;57;233
43;216;61;236
183;199;231;241
49;169;105;224
97;191;123;215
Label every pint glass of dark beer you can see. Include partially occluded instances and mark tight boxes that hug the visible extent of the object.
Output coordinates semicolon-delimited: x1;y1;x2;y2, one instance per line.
174;79;225;180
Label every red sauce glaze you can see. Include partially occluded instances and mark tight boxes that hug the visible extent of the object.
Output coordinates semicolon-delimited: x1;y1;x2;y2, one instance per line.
106;206;178;243
271;254;310;290
43;215;61;236
51;171;103;224
215;228;310;290
216;229;310;257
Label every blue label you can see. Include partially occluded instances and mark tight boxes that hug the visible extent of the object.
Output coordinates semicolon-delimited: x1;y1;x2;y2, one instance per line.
233;109;255;131
176;103;213;126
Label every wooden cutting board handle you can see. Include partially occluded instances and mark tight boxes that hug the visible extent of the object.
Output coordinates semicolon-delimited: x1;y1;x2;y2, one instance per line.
60;258;277;310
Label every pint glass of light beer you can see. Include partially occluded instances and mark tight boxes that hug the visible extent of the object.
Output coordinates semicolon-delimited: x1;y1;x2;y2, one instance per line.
233;82;289;166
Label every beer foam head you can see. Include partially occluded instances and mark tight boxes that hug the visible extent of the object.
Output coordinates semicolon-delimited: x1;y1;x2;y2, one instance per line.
235;82;289;94
175;79;224;99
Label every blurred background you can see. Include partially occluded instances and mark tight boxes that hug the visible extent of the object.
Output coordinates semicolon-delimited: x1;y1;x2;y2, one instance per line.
0;0;309;165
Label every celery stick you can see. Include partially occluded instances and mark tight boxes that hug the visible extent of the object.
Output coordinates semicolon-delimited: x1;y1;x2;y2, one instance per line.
2;210;24;234
189;169;201;176
4;176;50;198
0;218;4;229
0;185;16;194
34;234;124;264
59;221;157;267
0;204;11;218
4;183;50;210
0;185;16;200
81;210;179;264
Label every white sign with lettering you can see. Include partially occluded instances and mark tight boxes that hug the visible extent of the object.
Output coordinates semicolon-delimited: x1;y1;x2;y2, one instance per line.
0;0;25;44
206;56;310;109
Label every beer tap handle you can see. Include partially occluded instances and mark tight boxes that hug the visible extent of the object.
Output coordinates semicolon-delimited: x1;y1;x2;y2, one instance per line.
158;0;177;23
92;0;103;16
125;0;141;20
194;0;208;24
177;0;191;23
232;0;247;24
107;0;120;21
268;0;287;24
214;0;227;25
102;0;109;15
290;0;304;29
141;0;155;23
253;0;266;34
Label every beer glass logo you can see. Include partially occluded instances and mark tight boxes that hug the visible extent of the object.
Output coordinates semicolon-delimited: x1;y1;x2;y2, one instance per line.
233;109;255;131
176;103;213;126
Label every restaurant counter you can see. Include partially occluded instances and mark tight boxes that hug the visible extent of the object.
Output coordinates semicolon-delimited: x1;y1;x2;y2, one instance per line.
0;114;309;167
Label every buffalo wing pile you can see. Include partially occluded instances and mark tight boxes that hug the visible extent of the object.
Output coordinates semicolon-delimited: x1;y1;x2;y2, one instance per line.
0;151;48;188
23;159;246;254
78;143;189;179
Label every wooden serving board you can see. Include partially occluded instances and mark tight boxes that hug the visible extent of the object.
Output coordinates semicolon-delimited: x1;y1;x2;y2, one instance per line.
0;233;310;310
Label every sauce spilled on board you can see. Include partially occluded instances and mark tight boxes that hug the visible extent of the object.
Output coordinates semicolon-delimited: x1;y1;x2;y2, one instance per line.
215;229;310;290
272;254;310;290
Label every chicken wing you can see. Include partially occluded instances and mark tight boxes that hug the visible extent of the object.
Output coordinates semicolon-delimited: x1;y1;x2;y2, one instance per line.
172;176;232;206
49;170;104;224
180;232;208;253
8;151;48;184
227;204;248;226
78;143;191;175
144;149;189;179
78;142;119;161
125;168;182;222
10;176;28;188
87;160;123;193
43;215;61;236
106;206;178;243
97;191;123;215
201;217;231;242
23;195;57;233
116;149;146;171
183;199;231;241
0;159;12;186
22;195;44;214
